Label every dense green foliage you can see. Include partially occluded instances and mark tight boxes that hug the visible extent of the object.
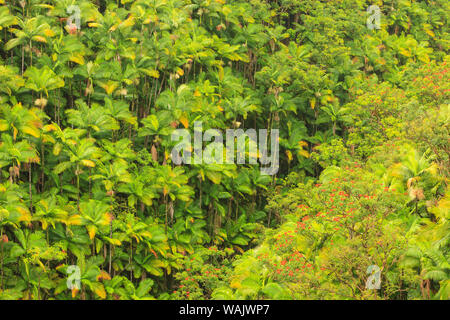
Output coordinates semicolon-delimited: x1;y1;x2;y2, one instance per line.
0;0;448;300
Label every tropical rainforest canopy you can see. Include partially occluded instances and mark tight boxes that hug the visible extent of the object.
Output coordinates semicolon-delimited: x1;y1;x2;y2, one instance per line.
0;0;448;300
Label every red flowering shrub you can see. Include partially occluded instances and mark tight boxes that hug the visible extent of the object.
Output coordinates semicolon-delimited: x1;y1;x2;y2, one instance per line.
215;162;415;299
171;246;234;300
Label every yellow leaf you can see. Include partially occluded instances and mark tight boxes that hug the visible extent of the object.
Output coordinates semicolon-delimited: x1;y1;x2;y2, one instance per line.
234;246;244;254
97;270;111;281
93;284;106;299
44;29;55;37
87;225;96;240
376;58;386;65
22;126;40;138
17;207;31;222
42;134;55;144
230;279;242;289
32;35;47;43
218;66;224;81
30;155;40;164
310;98;316;109
109;238;121;246
80;159;96;168
99;81;118;95
424;25;435;38
68;214;82;226
144;69;160;78
70;54;85;65
0;120;8;131
399;48;411;57
120;16;135;28
71;288;79;298
298;149;310;158
53;143;62;156
55;264;64;271
102;213;112;226
43;124;59;132
286;150;293;162
179;116;189;128
222;6;232;16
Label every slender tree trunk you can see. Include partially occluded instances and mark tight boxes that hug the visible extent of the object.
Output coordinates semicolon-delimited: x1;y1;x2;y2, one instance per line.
40;143;45;191
164;195;168;234
21;45;24;75
28;163;32;213
57;88;61;125
29;39;32;67
109;194;113;274
0;227;4;290
199;178;202;210
129;240;133;280
88;168;92;198
76;165;80;211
